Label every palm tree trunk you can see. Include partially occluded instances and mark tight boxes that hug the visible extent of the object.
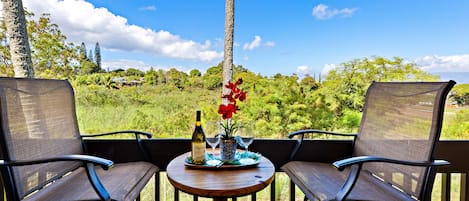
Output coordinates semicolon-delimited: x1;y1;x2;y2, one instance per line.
222;0;234;105
2;0;34;77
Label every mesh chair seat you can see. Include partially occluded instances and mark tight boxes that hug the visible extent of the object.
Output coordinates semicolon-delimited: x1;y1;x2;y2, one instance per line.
282;161;415;201
0;78;158;201
282;81;455;201
24;162;157;201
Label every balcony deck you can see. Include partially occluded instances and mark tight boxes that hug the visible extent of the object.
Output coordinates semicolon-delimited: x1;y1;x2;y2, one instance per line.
75;138;469;201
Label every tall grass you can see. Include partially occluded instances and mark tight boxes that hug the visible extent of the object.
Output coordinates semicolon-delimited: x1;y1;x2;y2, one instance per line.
74;85;468;200
75;84;469;139
75;85;220;138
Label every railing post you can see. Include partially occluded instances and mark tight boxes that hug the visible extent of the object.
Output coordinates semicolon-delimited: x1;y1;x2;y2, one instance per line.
1;183;3;201
155;172;160;201
270;177;275;201
174;187;179;201
290;179;296;201
461;173;467;201
441;173;451;201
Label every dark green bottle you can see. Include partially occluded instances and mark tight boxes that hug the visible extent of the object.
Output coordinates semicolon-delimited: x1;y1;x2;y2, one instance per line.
191;110;206;164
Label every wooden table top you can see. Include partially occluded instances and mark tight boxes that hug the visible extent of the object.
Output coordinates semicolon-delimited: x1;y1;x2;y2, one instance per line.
166;151;275;198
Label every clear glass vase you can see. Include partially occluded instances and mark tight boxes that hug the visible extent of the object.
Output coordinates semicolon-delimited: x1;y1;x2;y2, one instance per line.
220;138;237;161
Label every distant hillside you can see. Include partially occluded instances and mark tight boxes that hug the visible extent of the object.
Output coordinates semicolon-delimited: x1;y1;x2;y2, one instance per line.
433;72;469;84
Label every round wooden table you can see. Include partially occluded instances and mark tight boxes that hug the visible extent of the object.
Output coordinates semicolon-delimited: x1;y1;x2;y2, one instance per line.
166;151;275;201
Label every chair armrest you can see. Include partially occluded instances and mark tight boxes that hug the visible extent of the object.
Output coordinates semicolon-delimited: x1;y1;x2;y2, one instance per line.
331;156;450;201
288;129;357;139
333;155;450;171
81;130;153;162
287;129;357;160
0;154;114;170
81;130;152;138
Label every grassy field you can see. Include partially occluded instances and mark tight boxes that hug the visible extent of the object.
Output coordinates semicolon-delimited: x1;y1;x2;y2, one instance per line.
74;85;468;200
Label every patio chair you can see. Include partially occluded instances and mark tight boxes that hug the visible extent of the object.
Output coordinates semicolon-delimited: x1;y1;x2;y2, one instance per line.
282;80;455;201
0;78;158;201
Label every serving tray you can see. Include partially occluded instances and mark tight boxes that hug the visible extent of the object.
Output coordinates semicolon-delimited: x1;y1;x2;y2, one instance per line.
184;151;261;169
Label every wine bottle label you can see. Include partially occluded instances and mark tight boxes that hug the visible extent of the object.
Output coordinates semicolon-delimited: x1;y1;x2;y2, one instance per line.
192;142;206;164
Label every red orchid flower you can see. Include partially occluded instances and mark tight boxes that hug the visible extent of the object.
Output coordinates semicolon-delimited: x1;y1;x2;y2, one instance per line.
235;91;246;101
218;103;237;119
218;78;247;138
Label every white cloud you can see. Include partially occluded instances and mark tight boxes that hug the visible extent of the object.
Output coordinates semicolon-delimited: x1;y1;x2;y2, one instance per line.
296;65;311;76
103;59;155;72
321;64;337;76
243;36;275;50
21;0;222;62
102;59;182;73
140;5;156;11
264;41;276;47
312;4;358;20
243;35;262;50
413;54;469;72
318;54;469;79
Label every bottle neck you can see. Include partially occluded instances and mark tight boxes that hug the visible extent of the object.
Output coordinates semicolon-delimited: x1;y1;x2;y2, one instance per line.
195;110;201;126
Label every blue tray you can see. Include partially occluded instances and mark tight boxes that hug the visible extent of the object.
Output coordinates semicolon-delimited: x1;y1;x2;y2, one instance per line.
184;151;261;169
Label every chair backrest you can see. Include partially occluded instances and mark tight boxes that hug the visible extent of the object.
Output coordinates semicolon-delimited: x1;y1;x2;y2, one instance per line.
0;78;84;199
353;81;455;199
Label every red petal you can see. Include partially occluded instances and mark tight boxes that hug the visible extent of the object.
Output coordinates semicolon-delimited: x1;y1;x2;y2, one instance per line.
235;78;243;85
238;91;246;101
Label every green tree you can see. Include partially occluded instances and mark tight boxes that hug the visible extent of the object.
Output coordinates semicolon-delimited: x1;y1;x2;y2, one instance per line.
27;14;76;78
1;9;83;78
94;42;101;71
450;84;469;106
75;43;99;75
79;58;98;75
189;69;202;77
188;69;203;88
88;49;94;63
0;18;14;76
166;68;188;89
203;63;223;89
110;68;125;76
80;42;87;60
144;67;158;85
156;69;166;85
300;75;320;91
125;68;145;77
319;56;439;130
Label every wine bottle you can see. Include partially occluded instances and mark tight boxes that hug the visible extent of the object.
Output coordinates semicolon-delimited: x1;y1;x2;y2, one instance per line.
191;110;206;165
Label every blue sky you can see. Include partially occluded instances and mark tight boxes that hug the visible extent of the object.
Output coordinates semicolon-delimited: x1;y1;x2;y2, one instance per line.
3;0;469;82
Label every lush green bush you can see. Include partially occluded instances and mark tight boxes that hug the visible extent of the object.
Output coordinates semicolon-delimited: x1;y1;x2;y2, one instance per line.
75;82;469;139
441;108;469;139
71;56;468;139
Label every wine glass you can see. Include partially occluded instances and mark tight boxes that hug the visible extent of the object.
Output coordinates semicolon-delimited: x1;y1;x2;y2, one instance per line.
205;121;221;154
206;136;220;154
238;122;255;152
